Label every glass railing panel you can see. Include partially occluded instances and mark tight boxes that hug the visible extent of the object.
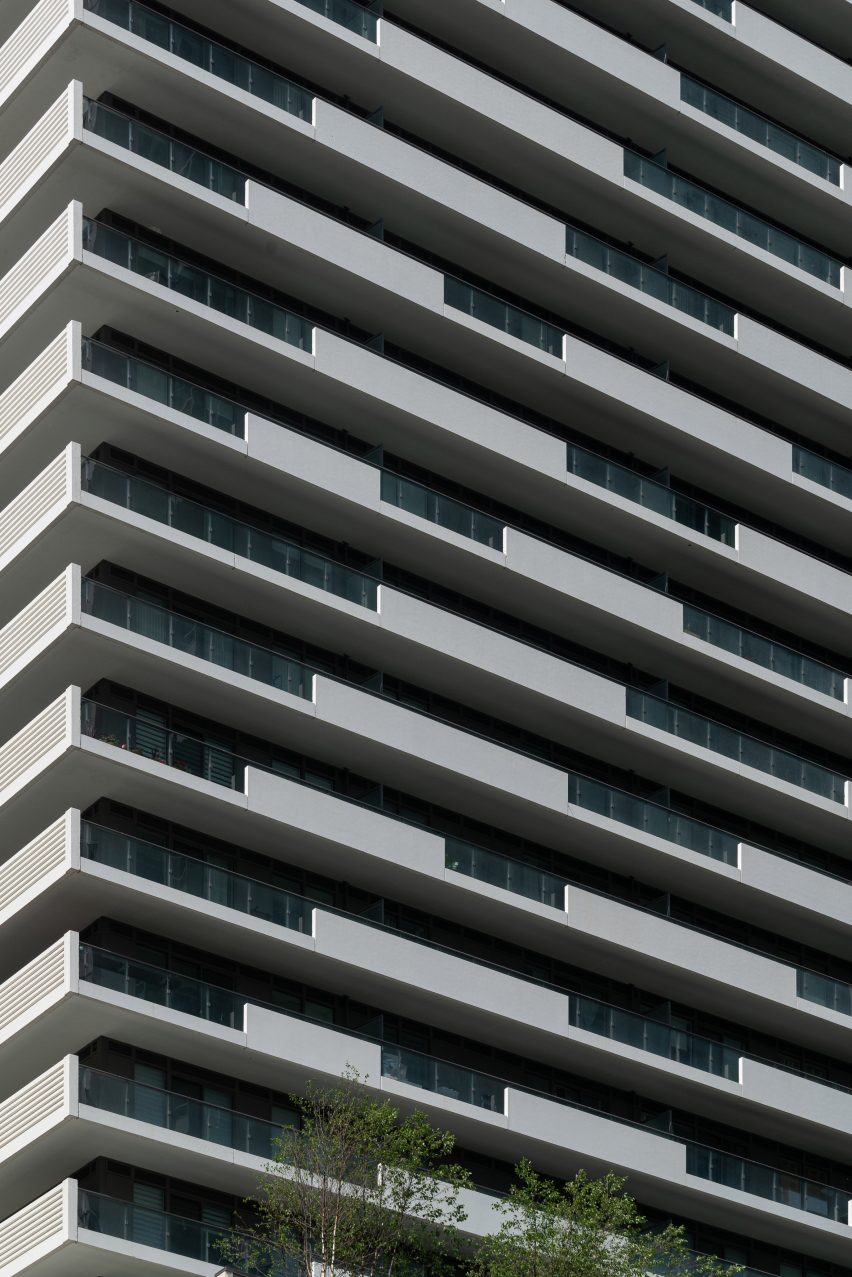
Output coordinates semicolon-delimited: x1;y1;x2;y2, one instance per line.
566;226;736;334
82;578;314;700
381;1045;505;1112
566;771;738;864
682;605;845;701
81;456;379;609
797;968;852;1016
82;338;245;436
83;0;314;120
82;218;314;352
689;0;733;18
569;994;740;1081
81;943;247;1027
444;836;565;908
680;77;840;185
81;699;246;789
80;1066;285;1159
627;689;846;803
623;152;841;287
294;0;378;41
83;97;246;202
444;275;565;357
686;1144;850;1221
792;445;852;503
81;820;314;933
566;443;737;543
79;1190;234;1263
380;471;505;549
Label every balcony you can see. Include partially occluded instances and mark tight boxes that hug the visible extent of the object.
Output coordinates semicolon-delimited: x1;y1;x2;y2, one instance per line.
81;455;378;609
792;446;852;504
623;151;842;287
692;0;732;16
380;471;505;550
626;689;848;804
566;443;737;543
80;1064;284;1160
83;0;313;120
443;276;565;358
682;605;847;702
679;75;840;185
291;0;379;42
82;578;317;702
81;337;246;438
82;217;314;353
565;226;735;333
79;1189;236;1268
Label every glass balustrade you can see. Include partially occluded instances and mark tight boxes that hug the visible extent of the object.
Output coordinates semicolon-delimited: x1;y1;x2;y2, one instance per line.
82;578;315;700
83;0;313;120
627;689;846;803
569;994;740;1081
380;472;505;549
797;968;852;1016
83;97;246;202
81;943;253;1027
792;445;852;503
79;1189;245;1266
81;820;314;933
444;837;565;908
382;1045;505;1111
623;152;841;287
444;276;565;357
82;218;314;353
682;604;846;701
82;338;245;436
680;77;840;185
81;456;378;609
686;1144;850;1221
79;943;852;1195
566;227;735;333
294;0;378;41
80;1066;286;1159
690;0;733;18
82;699;249;789
566;444;737;543
566;771;738;864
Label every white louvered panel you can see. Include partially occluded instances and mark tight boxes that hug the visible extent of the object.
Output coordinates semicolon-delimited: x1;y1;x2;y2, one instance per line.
0;87;73;215
0;450;68;561
0;328;71;448
0;1060;65;1150
0;0;71;98
0;937;65;1034
0;813;67;916
0;693;67;796
0;572;68;681
0;1181;65;1266
0;205;74;333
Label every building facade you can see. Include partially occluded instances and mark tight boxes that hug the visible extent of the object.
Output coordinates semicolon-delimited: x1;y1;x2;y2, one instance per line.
1;0;852;1272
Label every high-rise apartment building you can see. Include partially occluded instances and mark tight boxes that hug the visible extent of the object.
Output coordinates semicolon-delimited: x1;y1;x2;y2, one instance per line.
1;0;852;1273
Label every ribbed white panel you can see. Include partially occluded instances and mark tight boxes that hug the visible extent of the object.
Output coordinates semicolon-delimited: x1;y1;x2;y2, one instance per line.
0;204;74;333
0;813;67;916
0;693;67;796
0;450;68;562
0;1181;65;1266
0;85;73;216
0;572;69;682
0;328;71;449
0;0;71;98
0;1060;65;1151
0;938;65;1035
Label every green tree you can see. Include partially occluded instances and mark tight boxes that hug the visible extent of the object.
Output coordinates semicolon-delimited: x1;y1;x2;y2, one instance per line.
470;1160;737;1277
217;1068;470;1277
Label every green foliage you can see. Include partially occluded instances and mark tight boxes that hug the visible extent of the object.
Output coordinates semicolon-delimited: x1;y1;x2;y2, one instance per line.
469;1160;738;1277
216;1068;470;1277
